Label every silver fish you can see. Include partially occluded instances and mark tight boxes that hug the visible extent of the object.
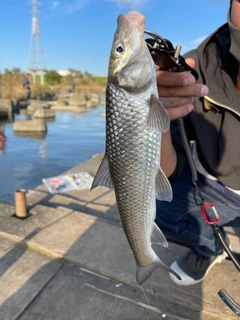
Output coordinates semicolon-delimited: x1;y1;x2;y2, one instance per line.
91;11;180;285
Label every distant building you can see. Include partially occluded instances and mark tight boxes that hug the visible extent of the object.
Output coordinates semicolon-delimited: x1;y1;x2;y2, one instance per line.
58;70;71;77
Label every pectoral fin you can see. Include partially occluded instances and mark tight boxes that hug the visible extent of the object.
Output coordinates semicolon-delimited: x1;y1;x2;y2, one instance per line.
159;97;174;105
91;153;114;190
147;94;170;132
155;167;172;201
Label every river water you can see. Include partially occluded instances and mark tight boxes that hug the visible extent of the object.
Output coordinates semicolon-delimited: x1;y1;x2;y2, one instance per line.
0;105;106;204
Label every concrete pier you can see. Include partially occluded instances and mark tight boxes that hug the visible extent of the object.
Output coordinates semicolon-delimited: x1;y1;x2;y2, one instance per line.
0;153;239;320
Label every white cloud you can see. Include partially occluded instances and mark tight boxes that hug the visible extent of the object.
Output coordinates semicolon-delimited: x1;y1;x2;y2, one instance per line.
105;0;149;8
51;1;60;10
190;35;208;46
176;35;208;54
66;0;148;14
67;0;90;13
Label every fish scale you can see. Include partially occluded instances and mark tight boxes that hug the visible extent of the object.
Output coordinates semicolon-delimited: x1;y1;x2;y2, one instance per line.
106;83;159;267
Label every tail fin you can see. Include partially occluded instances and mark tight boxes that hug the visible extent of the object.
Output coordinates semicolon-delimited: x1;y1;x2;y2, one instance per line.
136;257;181;285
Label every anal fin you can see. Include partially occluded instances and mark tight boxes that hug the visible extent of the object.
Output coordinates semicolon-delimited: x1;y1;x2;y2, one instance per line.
155;167;172;201
151;222;168;248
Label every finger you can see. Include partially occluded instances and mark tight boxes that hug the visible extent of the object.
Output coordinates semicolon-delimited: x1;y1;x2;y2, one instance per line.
0;133;6;142
185;58;195;68
166;104;194;121
161;96;194;108
158;83;208;98
156;57;197;87
156;70;196;87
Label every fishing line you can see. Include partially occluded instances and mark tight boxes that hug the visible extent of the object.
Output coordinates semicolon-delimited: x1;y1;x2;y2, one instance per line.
140;285;150;306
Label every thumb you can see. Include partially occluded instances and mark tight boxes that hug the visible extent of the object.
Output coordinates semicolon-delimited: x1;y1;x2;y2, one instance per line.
185;58;195;68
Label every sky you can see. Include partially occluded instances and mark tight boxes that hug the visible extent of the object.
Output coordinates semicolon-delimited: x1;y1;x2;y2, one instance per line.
0;0;230;76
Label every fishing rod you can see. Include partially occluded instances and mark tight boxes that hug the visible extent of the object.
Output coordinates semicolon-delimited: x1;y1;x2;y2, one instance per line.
145;29;240;317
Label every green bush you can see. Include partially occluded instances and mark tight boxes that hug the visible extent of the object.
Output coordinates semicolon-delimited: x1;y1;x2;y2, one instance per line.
93;76;107;86
45;70;62;85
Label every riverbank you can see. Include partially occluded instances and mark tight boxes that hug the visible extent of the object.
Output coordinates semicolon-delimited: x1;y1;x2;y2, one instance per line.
0;153;239;320
0;105;105;204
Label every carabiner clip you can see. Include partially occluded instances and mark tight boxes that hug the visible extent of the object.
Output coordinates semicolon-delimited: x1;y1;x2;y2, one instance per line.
201;201;220;225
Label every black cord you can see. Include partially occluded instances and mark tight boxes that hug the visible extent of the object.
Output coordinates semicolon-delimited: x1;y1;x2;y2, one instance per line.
177;118;198;181
218;289;240;316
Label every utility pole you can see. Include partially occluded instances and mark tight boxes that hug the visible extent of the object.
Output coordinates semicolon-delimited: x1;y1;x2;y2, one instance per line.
28;0;46;85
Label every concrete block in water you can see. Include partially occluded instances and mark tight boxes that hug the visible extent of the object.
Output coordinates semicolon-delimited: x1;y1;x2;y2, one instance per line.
34;108;55;119
13;119;47;132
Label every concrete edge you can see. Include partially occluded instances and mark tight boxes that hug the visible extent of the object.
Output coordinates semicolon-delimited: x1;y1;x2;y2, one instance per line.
0;231;235;320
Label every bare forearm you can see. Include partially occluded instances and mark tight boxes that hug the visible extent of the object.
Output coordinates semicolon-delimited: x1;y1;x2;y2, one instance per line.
160;129;177;178
156;58;209;178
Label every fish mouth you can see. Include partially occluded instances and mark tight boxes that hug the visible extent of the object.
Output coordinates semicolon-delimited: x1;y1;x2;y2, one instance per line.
108;12;155;93
118;12;145;36
117;13;130;30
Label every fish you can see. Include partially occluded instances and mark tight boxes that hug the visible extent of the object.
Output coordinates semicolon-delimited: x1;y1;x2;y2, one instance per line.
91;11;181;285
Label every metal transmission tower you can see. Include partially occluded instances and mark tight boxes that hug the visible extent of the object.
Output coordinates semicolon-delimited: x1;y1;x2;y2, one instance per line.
28;0;46;85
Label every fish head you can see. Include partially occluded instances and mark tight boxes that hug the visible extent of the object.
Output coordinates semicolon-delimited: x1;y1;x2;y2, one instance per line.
108;12;155;94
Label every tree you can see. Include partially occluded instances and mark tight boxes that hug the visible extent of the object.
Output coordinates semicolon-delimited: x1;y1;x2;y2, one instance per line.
12;67;21;74
68;68;76;76
45;70;62;85
84;71;92;78
4;68;11;74
75;70;83;78
68;68;83;78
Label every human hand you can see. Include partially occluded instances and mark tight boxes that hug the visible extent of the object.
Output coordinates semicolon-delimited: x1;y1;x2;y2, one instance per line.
156;58;209;121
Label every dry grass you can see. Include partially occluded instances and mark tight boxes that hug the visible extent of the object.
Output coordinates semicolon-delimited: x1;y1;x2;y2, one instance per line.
0;73;49;100
0;73;106;100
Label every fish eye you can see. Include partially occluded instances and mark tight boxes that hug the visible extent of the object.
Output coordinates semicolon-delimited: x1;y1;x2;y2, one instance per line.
115;45;124;54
